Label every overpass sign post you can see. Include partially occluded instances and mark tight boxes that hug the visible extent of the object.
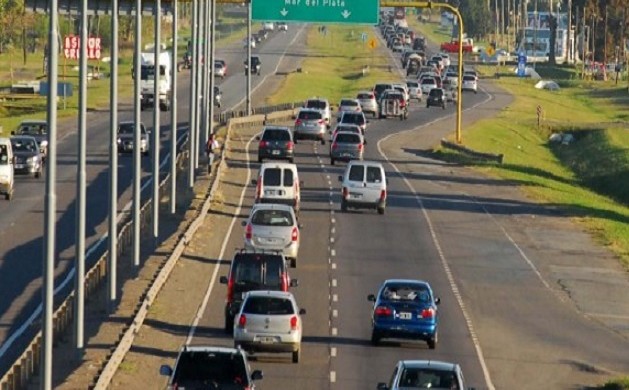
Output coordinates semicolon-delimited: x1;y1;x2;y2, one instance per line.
251;0;379;24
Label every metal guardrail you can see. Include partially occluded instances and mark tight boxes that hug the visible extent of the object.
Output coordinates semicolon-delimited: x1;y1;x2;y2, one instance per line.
0;102;301;390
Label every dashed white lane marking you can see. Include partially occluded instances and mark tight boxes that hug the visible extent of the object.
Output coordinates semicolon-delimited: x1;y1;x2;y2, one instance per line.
331;249;336;257
331;263;337;270
331;327;338;336
330;237;335;244
330;371;336;383
332;309;338;318
331;217;335;224
320;163;325;168
331;227;336;235
331;279;337;287
332;294;338;302
331;347;337;357
326;174;330;180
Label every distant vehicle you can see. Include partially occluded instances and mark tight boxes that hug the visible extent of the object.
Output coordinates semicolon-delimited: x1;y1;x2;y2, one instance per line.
294;108;327;144
330;131;365;165
244;56;262;75
338;160;387;214
338;111;368;134
440;38;474;53
303;97;332;127
420;77;438;95
12;120;48;161
252;161;302;212
214;60;227;78
331;124;363;141
257;126;295;163
10;135;43;178
406;80;422;101
219;250;298;331
243;36;257;49
356;91;379;118
377;360;471;390
277;22;288;31
138;51;172;111
0;138;15;200
116;121;149;156
462;74;478;93
214;85;222;108
336;98;362;120
233;290;305;363
160;346;263;389
242;203;301;266
426;88;447;109
368;279;440;348
378;90;408;120
262;21;275;31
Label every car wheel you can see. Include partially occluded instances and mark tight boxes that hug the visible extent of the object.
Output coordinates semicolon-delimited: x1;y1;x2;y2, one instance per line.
291;257;297;268
289;157;294;163
5;192;11;201
35;171;41;179
442;104;446;110
377;206;385;215
292;348;300;363
341;199;347;212
371;331;381;346
330;158;335;165
225;316;234;334
320;138;325;145
258;157;263;163
143;151;149;157
427;331;438;349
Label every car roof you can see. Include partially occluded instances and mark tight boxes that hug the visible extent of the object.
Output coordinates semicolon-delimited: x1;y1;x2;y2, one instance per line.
181;345;244;354
347;160;383;168
263;126;291;131
245;290;294;299
19;120;47;125
383;278;431;287
251;203;295;212
259;161;298;169
334;131;363;139
400;360;458;371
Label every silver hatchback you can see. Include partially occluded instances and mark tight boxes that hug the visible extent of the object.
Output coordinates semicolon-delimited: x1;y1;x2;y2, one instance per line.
356;91;379;118
330;131;364;165
293;109;326;144
233;290;306;363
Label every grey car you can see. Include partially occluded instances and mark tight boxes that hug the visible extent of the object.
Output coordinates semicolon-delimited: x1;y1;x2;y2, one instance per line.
12;120;48;161
116;121;150;156
356;91;379;118
377;360;473;390
330;131;364;165
10;135;43;178
257;126;294;163
293;109;326;144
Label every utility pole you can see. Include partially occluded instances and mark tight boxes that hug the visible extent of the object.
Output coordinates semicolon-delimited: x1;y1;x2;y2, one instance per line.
567;0;572;63
603;7;607;64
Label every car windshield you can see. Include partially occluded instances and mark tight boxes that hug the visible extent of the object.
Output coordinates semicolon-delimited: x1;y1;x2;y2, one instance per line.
463;75;476;81
242;296;295;315
298;110;322;120
251;209;294;227
172;351;248;387
381;283;431;302
118;123;145;135
11;138;38;152
429;89;443;97
263;129;291;141
18;123;47;136
398;368;458;389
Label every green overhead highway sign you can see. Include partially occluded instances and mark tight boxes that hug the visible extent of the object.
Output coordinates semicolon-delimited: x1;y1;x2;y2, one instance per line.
252;0;379;25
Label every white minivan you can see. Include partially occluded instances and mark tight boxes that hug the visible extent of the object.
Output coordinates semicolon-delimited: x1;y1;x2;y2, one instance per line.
0;137;15;200
252;162;302;213
339;160;387;214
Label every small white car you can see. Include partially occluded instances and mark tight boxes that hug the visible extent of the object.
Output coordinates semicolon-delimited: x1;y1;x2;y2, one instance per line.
462;74;478;93
339;160;387;214
336;98;362;121
233;290;306;363
405;80;422;101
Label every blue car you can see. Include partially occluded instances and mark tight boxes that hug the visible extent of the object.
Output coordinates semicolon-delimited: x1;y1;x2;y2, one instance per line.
368;279;440;349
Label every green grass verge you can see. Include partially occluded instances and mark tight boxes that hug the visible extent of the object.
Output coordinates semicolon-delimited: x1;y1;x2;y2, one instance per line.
409;17;629;267
596;377;629;390
266;26;401;106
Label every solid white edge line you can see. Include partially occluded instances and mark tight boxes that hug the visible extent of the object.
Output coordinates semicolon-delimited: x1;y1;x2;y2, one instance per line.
185;133;256;344
375;94;496;390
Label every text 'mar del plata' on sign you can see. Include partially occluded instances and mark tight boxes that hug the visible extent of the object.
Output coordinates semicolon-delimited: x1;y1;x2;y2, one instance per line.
251;0;379;25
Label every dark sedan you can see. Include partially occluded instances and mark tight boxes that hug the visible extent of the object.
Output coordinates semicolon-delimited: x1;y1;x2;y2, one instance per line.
10;135;43;178
116;121;150;156
368;279;440;349
426;88;447;109
12;120;48;161
257;126;294;163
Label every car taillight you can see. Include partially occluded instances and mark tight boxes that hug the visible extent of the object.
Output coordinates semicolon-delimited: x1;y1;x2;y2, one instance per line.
227;277;234;303
331;142;338;150
258;140;267;148
238;314;247;328
399;100;406;108
342;187;348;199
380;189;387;201
295;119;302;126
374;306;392;317
291;227;299;242
421;308;435;319
281;272;289;291
318;119;325;125
358;143;363;151
245;223;253;240
286;141;294;150
290;315;298;330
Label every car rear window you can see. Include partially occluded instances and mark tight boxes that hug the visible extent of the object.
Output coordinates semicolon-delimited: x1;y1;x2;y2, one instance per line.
357;93;374;100
340;100;359;107
263;168;281;186
380;283;430;302
421;78;436;85
341;113;365;125
366;166;382;183
429;89;443;97
335;133;361;143
399;368;457;388
463;75;476;81
283;168;294;186
172;351;248;385
252;209;294;226
243;296;295;315
407;82;419;88
305;100;327;110
298;110;322;120
263;129;290;141
348;165;364;181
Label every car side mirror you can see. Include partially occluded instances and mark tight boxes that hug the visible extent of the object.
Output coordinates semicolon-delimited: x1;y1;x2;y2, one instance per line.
255;135;260;140
299;308;306;315
241;220;247;227
159;365;173;376
298;223;304;229
367;294;376;302
290;278;299;287
251;370;263;381
377;383;389;390
219;276;228;284
251;179;257;185
364;140;368;145
434;297;441;305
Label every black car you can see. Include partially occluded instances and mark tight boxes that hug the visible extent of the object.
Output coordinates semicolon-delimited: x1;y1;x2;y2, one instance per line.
10;135;43;178
426;88;447;109
257;126;294;163
219;250;298;332
12;120;48;162
160;346;263;389
116;121;150;156
244;56;261;75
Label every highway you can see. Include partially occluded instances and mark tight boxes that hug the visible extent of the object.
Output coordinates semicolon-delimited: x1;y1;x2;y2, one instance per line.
0;25;304;375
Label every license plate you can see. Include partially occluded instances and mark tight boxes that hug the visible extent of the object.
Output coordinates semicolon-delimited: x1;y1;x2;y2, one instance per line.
272;150;280;155
257;336;278;344
265;190;276;195
14;164;24;169
342;153;351;157
350;194;362;199
260;237;280;244
399;312;412;320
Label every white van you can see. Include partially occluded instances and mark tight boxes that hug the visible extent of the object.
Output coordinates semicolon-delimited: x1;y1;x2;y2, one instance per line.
252;162;302;213
0;138;15;200
339;160;387;214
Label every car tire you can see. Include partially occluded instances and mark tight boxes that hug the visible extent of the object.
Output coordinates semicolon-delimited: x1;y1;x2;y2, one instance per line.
258;156;263;163
341;199;347;212
320;138;325;145
377;206;385;215
5;192;12;201
225;316;234;334
35;171;41;179
289;157;294;163
291;257;297;268
330;158;335;165
371;331;381;346
427;331;438;349
292;348;300;363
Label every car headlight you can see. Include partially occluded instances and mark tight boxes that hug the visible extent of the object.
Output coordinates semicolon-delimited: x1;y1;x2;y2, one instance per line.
117;138;122;144
0;174;8;181
27;157;34;163
40;140;48;148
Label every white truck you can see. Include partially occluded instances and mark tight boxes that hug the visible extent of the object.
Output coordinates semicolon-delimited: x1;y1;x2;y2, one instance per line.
139;51;172;111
